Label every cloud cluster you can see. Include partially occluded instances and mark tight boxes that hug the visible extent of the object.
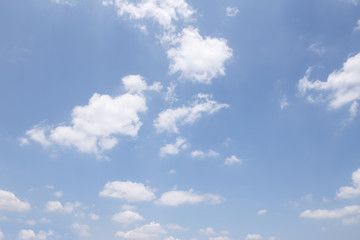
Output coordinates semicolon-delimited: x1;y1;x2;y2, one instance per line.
25;75;160;156
0;190;31;212
191;149;219;159
298;52;360;117
336;168;360;199
154;94;229;133
160;137;189;157
18;229;54;240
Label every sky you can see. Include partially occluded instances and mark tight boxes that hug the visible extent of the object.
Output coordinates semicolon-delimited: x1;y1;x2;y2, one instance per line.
0;0;360;239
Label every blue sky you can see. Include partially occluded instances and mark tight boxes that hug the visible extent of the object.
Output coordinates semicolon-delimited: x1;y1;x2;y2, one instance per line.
1;0;360;239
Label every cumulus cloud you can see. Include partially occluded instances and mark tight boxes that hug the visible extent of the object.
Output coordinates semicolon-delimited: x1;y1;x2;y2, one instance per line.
336;168;360;199
156;189;224;206
160;137;189;157
226;7;239;17
102;0;194;30
246;234;263;240
224;155;242;165
0;190;31;211
154;94;229;133
45;201;81;213
300;205;360;219
24;75;160;156
166;27;232;84
72;224;91;237
298;53;360;117
115;222;167;240
112;210;145;225
99;181;156;202
191;149;219;159
18;229;54;240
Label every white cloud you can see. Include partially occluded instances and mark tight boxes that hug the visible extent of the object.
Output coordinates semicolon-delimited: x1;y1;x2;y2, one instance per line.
72;224;91;237
168;169;176;175
115;222;167;240
0;231;3;239
164;237;181;240
24;75;160;156
53;191;63;198
298;52;360;115
45;201;81;213
355;19;360;31
257;209;267;215
165;224;187;231
156;189;224;206
348;101;359;120
112;210;145;225
308;42;327;55
336;168;360;199
102;0;194;30
280;95;289;110
209;237;230;240
166;27;232;84
99;181;156;202
226;7;239;17
300;205;360;219
18;229;54;240
122;205;137;211
154;93;229;133
89;213;100;221
52;0;76;6
0;190;31;211
191;149;219;159
225;155;242;165
246;234;263;240
160;137;189;157
199;227;216;235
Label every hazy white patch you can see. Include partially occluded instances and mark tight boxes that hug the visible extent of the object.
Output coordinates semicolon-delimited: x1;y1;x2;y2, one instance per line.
0;190;31;212
45;201;81;214
308;42;327;55
52;0;76;6
89;213;100;220
18;137;29;145
18;229;54;240
354;19;360;31
154;94;229;133
53;191;63;198
72;224;91;237
160;137;189;157
166;27;232;84
199;227;216;235
225;155;242;165
336;168;360;199
156;189;224;206
115;222;167;240
168;169;176;175
191;149;219;159
122;205;137;211
99;181;156;202
226;7;239;17
280;95;289;109
246;234;263;240
166;224;187;231
257;209;267;215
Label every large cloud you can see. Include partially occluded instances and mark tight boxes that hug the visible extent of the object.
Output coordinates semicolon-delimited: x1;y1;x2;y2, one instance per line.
154;93;229;133
336;168;360;199
115;222;167;240
0;190;31;212
24;75;161;156
18;229;54;240
300;205;360;219
156;189;224;206
298;52;360;116
99;181;156;202
166;27;233;84
102;0;194;30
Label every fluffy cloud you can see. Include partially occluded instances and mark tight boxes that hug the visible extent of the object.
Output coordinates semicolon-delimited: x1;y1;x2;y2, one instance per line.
99;181;156;202
257;209;267;215
246;234;263;240
166;27;232;84
45;201;81;213
115;222;167;240
112;210;145;225
156;189;224;206
300;205;360;219
336;169;360;199
0;190;31;211
224;155;242;165
102;0;194;30
24;75;160;156
226;7;239;17
154;94;229;133
18;229;54;240
191;149;219;159
160;137;189;157
298;52;360;115
72;224;91;237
